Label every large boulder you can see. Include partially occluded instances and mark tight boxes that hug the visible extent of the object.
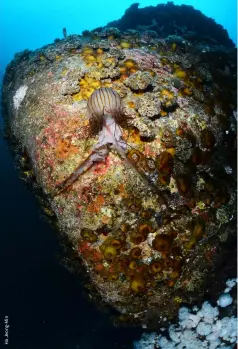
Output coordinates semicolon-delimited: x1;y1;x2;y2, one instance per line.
2;20;236;327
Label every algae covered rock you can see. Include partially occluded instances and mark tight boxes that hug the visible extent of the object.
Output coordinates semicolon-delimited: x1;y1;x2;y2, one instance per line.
2;11;237;327
124;71;153;90
136;92;161;118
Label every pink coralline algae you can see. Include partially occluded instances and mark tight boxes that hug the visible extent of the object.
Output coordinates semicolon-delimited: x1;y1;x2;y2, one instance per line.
125;49;161;70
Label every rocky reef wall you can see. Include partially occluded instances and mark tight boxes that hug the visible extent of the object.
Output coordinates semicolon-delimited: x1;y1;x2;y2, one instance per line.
2;3;237;327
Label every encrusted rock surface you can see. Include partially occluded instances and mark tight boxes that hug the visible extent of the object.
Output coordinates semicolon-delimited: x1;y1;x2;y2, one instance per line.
2;4;237;327
105;2;235;49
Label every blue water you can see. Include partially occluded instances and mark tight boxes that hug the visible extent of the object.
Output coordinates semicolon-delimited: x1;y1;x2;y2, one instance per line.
0;1;237;348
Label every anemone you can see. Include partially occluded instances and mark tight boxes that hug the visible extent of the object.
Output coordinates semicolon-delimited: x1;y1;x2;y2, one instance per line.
130;276;146;293
81;228;98;243
156;152;174;174
130;247;142;259
152;234;174;253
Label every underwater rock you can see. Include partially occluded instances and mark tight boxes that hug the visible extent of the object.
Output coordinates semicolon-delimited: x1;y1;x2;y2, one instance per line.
2;8;237;327
106;2;235;49
124;71;153;90
136;92;161;118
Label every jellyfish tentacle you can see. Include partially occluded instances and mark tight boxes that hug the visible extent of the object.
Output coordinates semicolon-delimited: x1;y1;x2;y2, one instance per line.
53;146;109;196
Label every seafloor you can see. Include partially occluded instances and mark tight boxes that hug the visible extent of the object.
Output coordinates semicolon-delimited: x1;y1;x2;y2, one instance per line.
2;2;237;329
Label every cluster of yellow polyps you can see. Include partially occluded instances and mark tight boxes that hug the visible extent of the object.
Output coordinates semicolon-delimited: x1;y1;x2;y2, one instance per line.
72;74;111;101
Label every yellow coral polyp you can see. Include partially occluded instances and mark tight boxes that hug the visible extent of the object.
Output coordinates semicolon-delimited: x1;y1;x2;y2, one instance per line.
84;54;96;62
108;35;114;40
130;67;138;73
160;110;168;117
138;223;153;235
161;89;170;96
95;55;102;62
129;231;146;245
174;69;187;79
120;41;131;49
152;234;173;253
160;89;174;99
129;261;138;270
111;239;122;250
184;237;197;251
182;87;193;96
81;228;98;243
130;247;142;259
166;147;175;156
119;66;127;74
79;78;87;87
165;101;173;108
170;271;180;280
102;81;112;88
82;48;94;55
72;92;83;102
127;101;135;108
150;260;163;273
90;80;101;88
176;128;184;136
121;74;129;80
83;87;95;99
124;59;136;69
96;48;104;54
77;75;104;100
103;246;118;259
130;277;146;293
106;57;116;64
96;61;103;69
